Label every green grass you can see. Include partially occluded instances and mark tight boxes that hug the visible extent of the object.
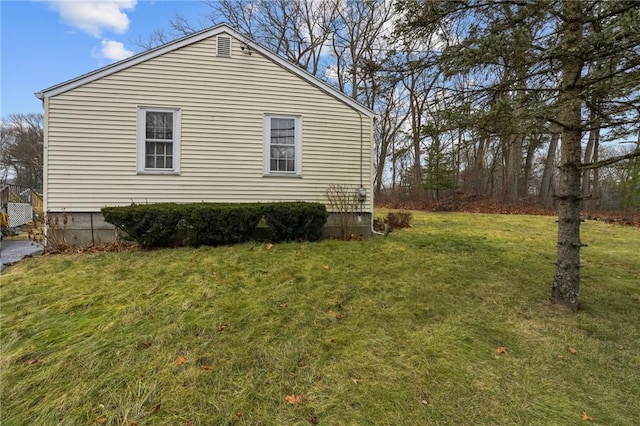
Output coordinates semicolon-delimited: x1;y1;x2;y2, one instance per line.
1;212;639;425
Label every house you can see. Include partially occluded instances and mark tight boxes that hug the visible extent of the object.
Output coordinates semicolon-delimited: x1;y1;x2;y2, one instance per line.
36;24;375;246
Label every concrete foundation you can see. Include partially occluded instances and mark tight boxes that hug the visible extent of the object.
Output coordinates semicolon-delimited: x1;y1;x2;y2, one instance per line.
322;213;374;239
46;212;120;247
45;211;374;247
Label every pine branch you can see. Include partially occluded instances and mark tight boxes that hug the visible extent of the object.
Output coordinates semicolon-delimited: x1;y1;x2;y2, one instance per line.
579;149;640;171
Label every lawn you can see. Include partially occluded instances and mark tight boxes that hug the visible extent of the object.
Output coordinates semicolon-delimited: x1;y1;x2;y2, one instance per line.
1;212;639;425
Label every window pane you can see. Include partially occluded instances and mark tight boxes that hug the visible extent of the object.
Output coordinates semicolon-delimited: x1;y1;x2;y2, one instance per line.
145;141;173;169
270;146;295;172
270;118;295;145
163;142;172;155
146;112;173;140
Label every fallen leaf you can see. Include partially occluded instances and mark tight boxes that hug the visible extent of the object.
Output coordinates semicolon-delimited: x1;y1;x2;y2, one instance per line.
568;346;578;355
285;394;304;405
322;265;330;270
309;415;319;424
351;377;362;384
336;313;348;320
174;356;187;366
151;403;161;414
216;324;228;332
201;365;213;370
495;347;508;355
279;303;288;308
25;359;45;365
96;417;107;424
581;411;593;421
327;338;335;344
266;243;273;250
557;355;564;360
417;390;430;406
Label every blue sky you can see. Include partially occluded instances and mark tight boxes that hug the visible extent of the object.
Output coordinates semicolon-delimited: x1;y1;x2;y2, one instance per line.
1;0;211;116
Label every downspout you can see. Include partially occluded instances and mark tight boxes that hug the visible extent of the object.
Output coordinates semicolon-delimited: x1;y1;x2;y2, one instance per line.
359;112;364;189
358;111;383;236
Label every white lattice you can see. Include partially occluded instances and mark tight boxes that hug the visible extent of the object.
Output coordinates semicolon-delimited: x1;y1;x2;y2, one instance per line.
7;203;33;227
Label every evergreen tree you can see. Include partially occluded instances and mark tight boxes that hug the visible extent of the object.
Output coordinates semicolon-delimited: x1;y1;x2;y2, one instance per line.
397;0;640;311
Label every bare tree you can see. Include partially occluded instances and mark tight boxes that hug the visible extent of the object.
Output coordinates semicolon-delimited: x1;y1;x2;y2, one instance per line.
137;0;339;79
0;113;44;189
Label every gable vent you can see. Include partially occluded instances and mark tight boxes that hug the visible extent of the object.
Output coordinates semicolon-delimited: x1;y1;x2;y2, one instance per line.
217;36;231;57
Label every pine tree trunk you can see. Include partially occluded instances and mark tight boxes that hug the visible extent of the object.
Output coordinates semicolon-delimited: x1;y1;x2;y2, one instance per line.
506;135;522;202
375;135;390;196
581;112;599;210
474;136;489;195
523;137;538;200
590;125;600;210
551;0;584;312
540;131;559;208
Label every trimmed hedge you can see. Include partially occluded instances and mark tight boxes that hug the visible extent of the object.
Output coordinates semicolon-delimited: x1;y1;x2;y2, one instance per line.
102;202;328;248
262;202;327;242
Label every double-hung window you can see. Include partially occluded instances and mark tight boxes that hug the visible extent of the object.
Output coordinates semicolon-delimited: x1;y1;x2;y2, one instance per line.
264;114;301;176
137;107;181;173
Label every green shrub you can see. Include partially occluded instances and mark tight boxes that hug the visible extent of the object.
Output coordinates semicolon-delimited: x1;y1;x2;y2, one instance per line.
186;204;263;246
102;202;328;248
103;203;186;248
262;202;328;242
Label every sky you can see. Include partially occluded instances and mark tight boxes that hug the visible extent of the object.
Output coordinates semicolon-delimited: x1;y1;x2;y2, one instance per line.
1;0;212;117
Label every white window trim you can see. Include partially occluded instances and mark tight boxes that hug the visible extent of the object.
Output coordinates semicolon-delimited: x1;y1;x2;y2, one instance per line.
137;107;181;174
263;114;302;177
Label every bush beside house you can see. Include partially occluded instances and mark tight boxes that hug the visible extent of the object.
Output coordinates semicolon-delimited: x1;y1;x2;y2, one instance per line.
102;202;328;248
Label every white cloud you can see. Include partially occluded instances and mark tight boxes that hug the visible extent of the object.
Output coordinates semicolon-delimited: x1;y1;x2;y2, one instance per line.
95;39;135;61
324;65;338;82
47;0;137;37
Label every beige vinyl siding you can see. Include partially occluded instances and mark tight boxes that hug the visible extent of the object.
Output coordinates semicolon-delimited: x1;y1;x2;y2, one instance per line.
46;32;373;213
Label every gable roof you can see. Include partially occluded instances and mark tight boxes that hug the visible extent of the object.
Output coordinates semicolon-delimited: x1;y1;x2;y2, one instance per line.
35;23;375;117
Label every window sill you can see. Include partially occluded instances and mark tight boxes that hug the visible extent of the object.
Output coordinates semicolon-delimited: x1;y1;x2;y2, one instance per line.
137;170;181;176
262;173;302;178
